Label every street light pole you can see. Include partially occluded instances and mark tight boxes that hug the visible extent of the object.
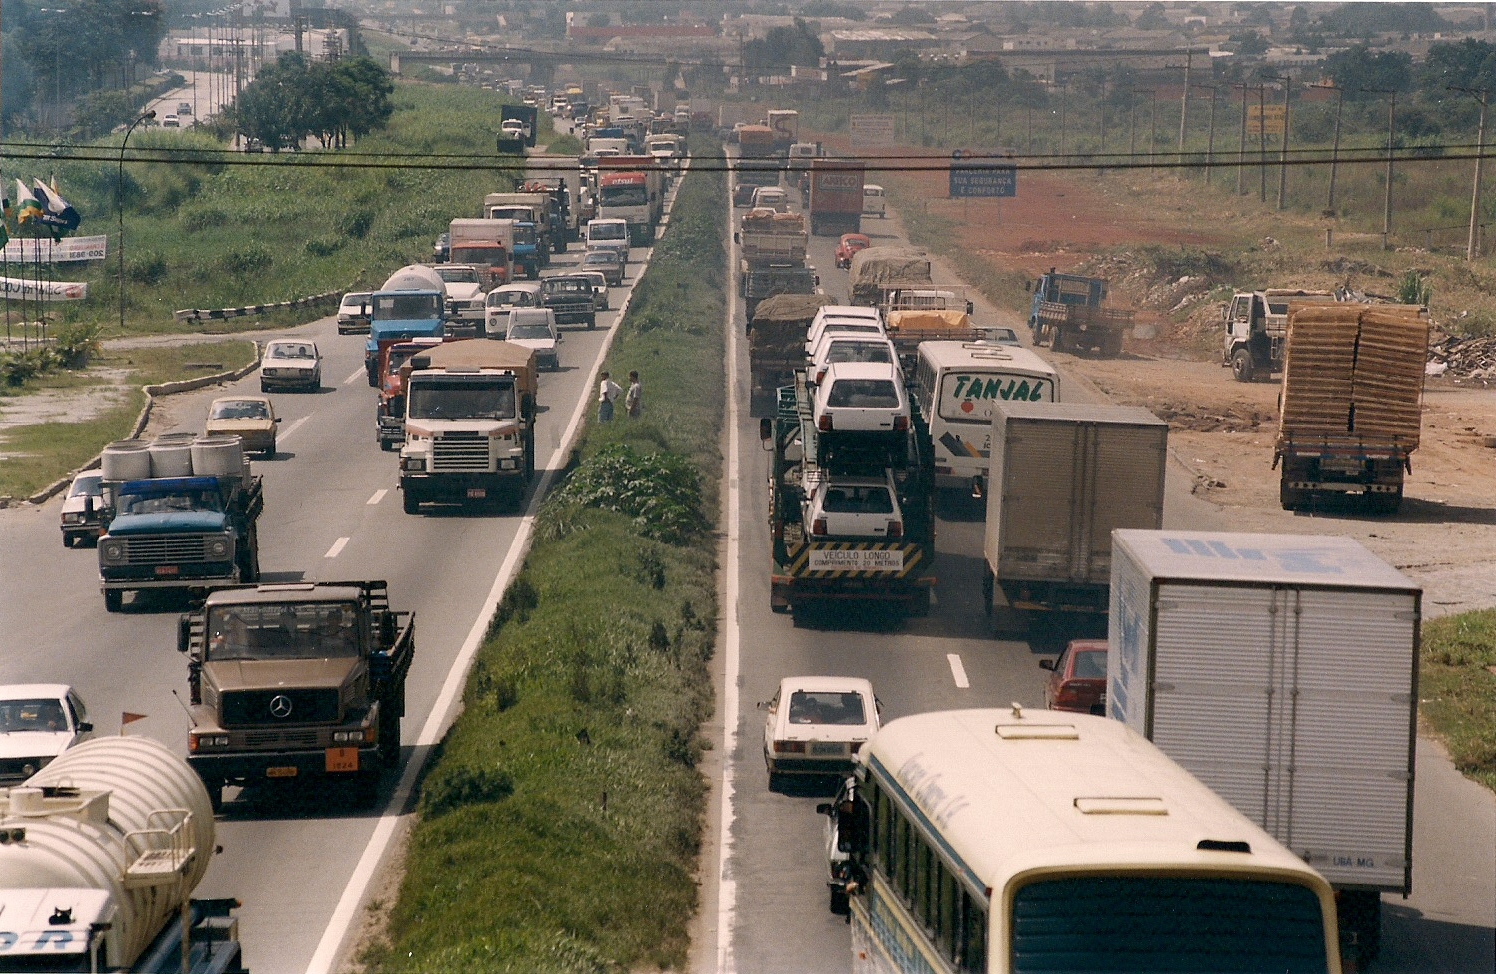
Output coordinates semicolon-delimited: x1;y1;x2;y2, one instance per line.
118;109;155;335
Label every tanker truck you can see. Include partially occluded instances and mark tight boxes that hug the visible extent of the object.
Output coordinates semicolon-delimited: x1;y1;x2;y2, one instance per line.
0;736;244;972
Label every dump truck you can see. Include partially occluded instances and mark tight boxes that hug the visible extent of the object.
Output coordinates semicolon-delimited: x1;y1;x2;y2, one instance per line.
1027;270;1134;356
748;293;836;418
883;308;983;378
1222;288;1342;382
1109;529;1422;969
97;437;263;613
848;246;932;308
736;124;779;188
398;340;539;513
807;158;866;237
1275;303;1429;513
982;401;1167;619
0;736;245;972
745;263;818;322
181;579;414;810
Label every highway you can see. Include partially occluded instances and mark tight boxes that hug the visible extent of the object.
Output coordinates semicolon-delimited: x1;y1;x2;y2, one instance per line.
696;174;1496;973
0;175;677;972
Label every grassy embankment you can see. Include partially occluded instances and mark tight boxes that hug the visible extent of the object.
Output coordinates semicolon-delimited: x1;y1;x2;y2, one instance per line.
1420;612;1496;792
362;144;727;973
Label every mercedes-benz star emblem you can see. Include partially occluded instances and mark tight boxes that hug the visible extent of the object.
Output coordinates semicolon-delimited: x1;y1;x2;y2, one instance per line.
269;695;294;719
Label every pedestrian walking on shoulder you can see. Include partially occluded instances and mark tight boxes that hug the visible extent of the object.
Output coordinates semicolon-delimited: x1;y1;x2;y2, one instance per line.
598;371;622;422
625;370;642;419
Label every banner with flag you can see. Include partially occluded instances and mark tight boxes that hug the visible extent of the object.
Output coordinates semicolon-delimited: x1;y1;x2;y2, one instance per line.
13;179;42;227
30;179;80;240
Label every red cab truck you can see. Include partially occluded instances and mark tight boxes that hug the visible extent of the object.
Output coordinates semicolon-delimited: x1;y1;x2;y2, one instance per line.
808;158;866;237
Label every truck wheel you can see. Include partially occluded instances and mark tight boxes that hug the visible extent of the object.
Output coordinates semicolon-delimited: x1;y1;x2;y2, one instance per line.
586;315;596;330
104;589;123;613
1367;489;1403;515
352;769;381;810
908;589;932;618
403;492;420;515
1279;479;1308;511
1339;891;1382;967
204;779;224;813
1231;348;1256;383
829;886;850;915
378;707;401;767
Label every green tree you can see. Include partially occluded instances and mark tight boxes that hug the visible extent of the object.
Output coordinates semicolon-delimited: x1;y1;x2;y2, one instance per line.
1135;3;1168;29
1325;45;1414;98
1420;38;1496;94
743;18;823;71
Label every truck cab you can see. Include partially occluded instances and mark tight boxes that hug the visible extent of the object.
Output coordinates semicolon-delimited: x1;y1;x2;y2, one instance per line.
376;337;445;450
365;277;447;386
1222;288;1335;382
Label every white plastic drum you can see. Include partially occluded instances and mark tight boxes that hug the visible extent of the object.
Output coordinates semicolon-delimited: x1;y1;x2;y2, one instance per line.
100;440;151;482
191;435;245;479
148;438;195;478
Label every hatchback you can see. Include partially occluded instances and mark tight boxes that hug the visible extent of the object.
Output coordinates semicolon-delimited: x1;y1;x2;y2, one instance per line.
762;676;880;789
59;471;108;548
1041;639;1109;714
260;339;321;393
0;685;93;784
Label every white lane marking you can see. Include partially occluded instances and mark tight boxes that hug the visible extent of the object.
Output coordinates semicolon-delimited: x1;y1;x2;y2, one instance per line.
716;162;741;974
280;416;310;442
367;489;387;506
324;537;350;559
343;367;365;386
947;653;970;689
301;162;672;974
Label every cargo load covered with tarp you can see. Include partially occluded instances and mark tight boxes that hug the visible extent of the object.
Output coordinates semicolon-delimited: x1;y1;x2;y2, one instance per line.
849;247;932;306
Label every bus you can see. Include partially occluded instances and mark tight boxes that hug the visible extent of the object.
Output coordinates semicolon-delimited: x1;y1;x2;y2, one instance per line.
824;708;1342;974
911;342;1059;494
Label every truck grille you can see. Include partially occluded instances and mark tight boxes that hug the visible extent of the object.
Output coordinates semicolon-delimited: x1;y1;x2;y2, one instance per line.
433;431;492;472
242;729;320;748
119;534;212;564
221;688;340;726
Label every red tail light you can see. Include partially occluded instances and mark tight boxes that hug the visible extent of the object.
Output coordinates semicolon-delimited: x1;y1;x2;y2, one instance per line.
887;520;903;538
1055;684;1080;706
812;518;828;536
774;740;807;753
819;414;832;432
894;415;909;432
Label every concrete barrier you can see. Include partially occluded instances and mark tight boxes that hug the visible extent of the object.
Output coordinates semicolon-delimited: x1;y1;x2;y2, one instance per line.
173;289;341;323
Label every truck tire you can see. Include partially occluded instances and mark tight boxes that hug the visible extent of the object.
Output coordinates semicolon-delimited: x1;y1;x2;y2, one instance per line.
1279;479;1309;512
586;315;596;330
104;589;123;613
204;778;224;813
1231;348;1256;383
1338;891;1382;967
378;705;401;767
829;886;850;915
403;491;420;515
1366;488;1403;515
352;769;381;810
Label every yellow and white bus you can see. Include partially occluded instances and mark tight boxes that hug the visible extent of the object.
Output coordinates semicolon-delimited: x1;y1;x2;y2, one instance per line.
911;342;1059;495
828;708;1341;974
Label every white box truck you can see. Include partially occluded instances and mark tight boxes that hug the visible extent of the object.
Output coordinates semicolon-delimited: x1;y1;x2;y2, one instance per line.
982;401;1167;617
1108;529;1420;968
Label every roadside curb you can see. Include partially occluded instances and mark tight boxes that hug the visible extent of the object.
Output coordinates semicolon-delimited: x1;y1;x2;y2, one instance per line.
24;343;263;505
173;289;342;324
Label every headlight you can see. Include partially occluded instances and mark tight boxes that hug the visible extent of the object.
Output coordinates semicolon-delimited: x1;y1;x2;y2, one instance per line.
207;537;230;558
188;733;230;751
332;730;361;743
62;513;83;524
100;540;124;562
402;458;426;472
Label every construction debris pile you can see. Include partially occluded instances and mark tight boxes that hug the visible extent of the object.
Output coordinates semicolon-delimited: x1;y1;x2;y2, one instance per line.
1425;331;1496;379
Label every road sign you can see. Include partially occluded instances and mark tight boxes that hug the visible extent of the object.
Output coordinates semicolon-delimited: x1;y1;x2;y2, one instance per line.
1247;104;1287;137
949;159;1017;199
850;113;895;147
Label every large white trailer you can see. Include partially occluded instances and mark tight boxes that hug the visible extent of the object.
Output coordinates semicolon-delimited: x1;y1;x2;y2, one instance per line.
1108;529;1421;969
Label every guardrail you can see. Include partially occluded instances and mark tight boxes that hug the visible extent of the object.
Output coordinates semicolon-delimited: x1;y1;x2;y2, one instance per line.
173;289;342;324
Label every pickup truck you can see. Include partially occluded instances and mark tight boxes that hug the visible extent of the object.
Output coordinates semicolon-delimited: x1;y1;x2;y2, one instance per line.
540;274;598;329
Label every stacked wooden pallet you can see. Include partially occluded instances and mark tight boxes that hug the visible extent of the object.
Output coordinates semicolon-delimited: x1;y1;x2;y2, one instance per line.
1277;304;1428;451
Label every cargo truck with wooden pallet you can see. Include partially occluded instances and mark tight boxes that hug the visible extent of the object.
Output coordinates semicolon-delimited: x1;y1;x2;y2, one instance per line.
1275;303;1428;514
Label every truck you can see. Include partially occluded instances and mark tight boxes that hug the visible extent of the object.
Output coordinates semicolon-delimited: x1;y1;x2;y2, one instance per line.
1275;303;1428;514
1108;529;1421;968
180;579;415;810
97;436;263;613
498;104;539;152
376;337;445;450
737;208;809;310
454;214;523;282
736;124;779;188
766;373;935;616
883;308;982;377
1221;288;1344;382
521;155;587;245
767;109;799;154
981;401;1167;619
398;340;539;513
596;157;664;245
1026;270;1135;356
0;736;244;972
540;274;598;330
848;246;930;308
483;194;556;268
747;293;835;417
365;265;447;386
807;158;865;237
745;263;817;322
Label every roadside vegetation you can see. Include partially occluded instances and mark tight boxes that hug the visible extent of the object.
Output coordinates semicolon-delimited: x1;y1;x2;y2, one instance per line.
1419;610;1496;793
362;142;726;973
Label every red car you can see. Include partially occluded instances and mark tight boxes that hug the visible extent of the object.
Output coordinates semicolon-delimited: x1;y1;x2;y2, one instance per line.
835;233;871;269
1040;639;1108;714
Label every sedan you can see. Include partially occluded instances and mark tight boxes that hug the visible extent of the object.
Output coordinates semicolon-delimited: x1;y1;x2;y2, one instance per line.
582;248;626;287
260;339;321;392
762;676;880;789
59;471;109;548
1041;639;1108;715
205;396;279;457
0;685;92;785
337;292;372;334
835;232;871;270
576;270;611;310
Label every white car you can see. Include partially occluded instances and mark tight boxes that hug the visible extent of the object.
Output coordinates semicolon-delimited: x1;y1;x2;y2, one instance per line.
808;333;898;386
762;676;880;789
813;361;909;434
576;270;611;310
60;471;108;548
485;281;542;338
161;114;181;128
0;685;93;784
260;339;321;392
751;186;789;212
435;263;486;326
337;291;372;334
502;307;562;371
500;119;530;140
801;472;904;541
805;305;885;356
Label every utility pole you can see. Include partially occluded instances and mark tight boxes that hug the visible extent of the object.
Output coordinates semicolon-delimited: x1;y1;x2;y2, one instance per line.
1148;88;1158;165
1235;84;1250;194
1177;49;1192;170
1132;89;1154;168
1362;88;1398;249
1312;82;1346;215
1453;86;1490;260
1257;85;1268;202
1268;74;1291;210
1192;84;1219;185
1058;79;1068;163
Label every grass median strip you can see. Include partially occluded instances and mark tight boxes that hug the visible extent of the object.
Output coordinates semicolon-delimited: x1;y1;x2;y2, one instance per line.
363;143;727;973
1420;609;1496;793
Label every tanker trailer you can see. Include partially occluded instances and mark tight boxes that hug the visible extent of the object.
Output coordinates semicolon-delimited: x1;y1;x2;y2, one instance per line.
0;736;244;972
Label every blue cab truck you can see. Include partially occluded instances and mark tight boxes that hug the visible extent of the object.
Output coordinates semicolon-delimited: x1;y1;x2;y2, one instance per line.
1026;269;1133;357
363;267;448;387
98;474;264;612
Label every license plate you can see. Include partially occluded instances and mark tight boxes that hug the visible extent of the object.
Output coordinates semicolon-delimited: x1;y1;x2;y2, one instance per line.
265;766;298;779
325;747;359;773
466;488;487;499
811;742;845;756
154;565;179;576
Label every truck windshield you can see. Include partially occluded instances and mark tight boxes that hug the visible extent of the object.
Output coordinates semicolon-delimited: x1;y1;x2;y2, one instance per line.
514;226;538;247
205;601;361;660
119;489;224;515
589;223;627;242
600;185;648;207
450;246;508;265
374;294;441;320
488;290;532;308
489;208;532;222
437;267;480;284
408;379;516;420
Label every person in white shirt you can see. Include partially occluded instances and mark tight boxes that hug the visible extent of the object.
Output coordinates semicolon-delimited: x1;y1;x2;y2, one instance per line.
598;370;622;422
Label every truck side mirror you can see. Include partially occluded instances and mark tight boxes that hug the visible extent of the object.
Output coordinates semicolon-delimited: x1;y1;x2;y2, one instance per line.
1039;658;1056;671
77;722;93;733
1024;280;1032;293
759;418;773;443
816;802;834;815
177;615;192;654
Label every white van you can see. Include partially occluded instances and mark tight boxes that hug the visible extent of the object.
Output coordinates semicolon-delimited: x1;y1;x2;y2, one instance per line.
586;218;631;263
484;282;542;338
863;184;886;218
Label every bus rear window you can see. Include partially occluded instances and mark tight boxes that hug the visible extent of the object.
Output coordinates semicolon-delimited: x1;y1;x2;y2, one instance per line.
1011;876;1328;974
